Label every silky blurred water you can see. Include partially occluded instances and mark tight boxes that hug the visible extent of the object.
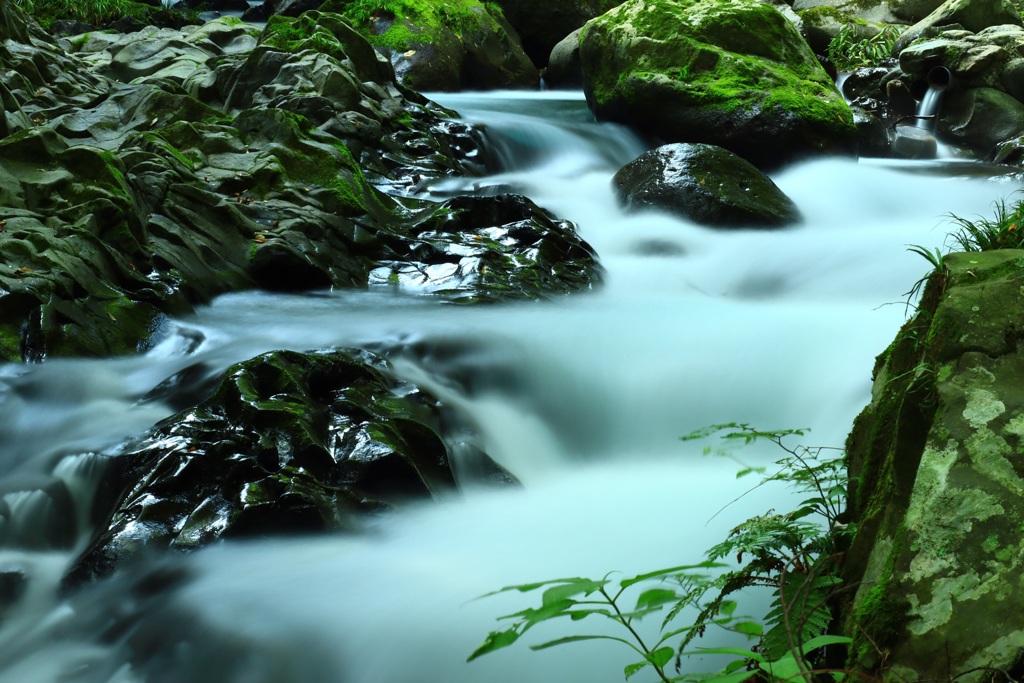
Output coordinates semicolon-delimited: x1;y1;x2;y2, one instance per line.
0;90;1019;683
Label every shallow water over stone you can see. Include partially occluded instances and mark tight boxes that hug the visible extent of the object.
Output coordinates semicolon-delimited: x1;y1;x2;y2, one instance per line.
0;91;1020;683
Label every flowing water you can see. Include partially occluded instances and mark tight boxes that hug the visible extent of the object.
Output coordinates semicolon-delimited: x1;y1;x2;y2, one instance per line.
0;90;1020;683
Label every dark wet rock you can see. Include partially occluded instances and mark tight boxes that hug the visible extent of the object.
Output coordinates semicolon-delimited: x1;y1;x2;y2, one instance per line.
940;86;1024;152
612;143;801;228
68;349;457;582
365;194;602;301
546;28;584;89
843;66;894;102
579;0;856;169
853;106;894;157
496;0;621;68
842;251;1024;681
0;8;597;362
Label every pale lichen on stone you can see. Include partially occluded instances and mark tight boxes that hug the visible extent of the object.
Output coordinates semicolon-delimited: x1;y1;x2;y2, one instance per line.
961;388;1006;428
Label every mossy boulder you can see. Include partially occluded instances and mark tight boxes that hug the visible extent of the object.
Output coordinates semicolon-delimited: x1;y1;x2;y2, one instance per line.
67;349;458;582
611;143;801;228
842;251;1024;681
578;0;857;169
0;8;597;361
893;0;1023;53
324;0;538;91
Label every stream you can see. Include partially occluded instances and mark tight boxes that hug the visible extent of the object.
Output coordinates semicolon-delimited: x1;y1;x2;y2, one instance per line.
0;90;1020;683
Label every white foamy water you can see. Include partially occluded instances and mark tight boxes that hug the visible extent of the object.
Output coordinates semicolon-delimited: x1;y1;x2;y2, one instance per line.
0;90;1018;683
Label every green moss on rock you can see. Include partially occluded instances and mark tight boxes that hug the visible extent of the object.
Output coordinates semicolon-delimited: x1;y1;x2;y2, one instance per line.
579;0;856;168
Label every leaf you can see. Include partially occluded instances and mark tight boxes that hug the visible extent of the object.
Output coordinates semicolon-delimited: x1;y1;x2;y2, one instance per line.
621;562;724;588
569;608;611;621
634;588;679;612
732;621;763;637
541;578;606;607
467;627;521;661
530;634;636;651
797;634;852;654
679;646;766;664
624;660;650;680
703;669;760;683
649;646;674;668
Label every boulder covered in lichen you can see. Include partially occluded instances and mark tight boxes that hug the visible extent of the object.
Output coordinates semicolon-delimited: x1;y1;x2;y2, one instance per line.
842;250;1024;680
578;0;857;169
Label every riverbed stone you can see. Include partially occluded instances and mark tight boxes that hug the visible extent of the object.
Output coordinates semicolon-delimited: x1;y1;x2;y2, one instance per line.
67;349;457;582
940;86;1024;152
611;143;801;228
578;0;856;169
843;250;1024;681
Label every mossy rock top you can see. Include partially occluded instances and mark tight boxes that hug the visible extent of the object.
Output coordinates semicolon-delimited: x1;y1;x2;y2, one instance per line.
579;0;856;168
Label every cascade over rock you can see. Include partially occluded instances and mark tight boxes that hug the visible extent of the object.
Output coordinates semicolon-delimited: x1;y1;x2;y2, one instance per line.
896;24;1024;156
578;0;857;169
67;349;462;585
611;143;801;228
842;251;1024;681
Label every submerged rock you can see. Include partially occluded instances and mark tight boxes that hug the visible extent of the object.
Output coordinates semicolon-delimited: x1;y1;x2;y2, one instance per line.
69;349;458;582
842;250;1024;681
578;0;856;169
611;143;801;228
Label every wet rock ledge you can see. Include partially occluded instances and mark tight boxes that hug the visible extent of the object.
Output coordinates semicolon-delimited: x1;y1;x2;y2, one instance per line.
0;5;601;363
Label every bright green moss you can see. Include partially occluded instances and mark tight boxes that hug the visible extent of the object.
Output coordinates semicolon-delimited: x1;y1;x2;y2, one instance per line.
322;0;500;51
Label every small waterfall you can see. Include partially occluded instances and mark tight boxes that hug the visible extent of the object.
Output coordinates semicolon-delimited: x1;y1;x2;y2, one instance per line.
894;66;954;159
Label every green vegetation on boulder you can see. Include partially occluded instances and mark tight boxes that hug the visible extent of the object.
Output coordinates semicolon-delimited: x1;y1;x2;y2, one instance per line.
323;0;537;90
579;0;857;168
843;248;1024;680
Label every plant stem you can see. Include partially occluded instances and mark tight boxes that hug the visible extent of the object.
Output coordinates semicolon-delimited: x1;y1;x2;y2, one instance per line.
601;587;673;683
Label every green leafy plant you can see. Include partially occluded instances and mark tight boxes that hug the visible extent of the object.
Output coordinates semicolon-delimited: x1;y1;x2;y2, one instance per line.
946;195;1024;252
13;0;200;30
469;425;853;683
826;25;900;71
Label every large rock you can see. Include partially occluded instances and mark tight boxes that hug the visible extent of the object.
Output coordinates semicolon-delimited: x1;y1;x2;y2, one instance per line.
940;86;1024;152
893;0;1023;52
323;0;538;91
611;143;801;228
496;0;621;67
579;0;856;169
67;349;459;583
842;250;1024;681
0;10;600;361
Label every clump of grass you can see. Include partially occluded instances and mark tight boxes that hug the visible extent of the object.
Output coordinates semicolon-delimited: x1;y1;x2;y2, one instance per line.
13;0;200;30
826;24;900;71
946;195;1024;252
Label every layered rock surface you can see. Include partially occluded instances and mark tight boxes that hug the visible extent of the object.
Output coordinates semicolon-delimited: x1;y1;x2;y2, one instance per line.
0;9;600;362
843;251;1024;681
